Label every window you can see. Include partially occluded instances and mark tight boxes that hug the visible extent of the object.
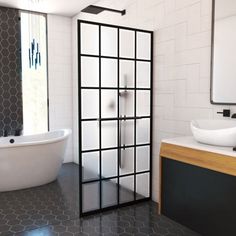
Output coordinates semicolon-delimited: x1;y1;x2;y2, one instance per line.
20;12;48;135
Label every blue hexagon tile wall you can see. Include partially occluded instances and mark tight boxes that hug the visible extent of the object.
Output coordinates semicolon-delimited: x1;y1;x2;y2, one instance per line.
0;7;23;137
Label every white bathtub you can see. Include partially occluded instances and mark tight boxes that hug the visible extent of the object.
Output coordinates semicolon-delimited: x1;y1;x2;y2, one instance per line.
0;129;71;192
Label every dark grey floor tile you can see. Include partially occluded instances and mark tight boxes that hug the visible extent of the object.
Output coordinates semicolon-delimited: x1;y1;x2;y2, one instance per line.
0;163;79;235
0;163;200;236
15;202;200;236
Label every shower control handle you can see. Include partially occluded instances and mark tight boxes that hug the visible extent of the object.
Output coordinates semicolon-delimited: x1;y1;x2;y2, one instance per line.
118;119;122;169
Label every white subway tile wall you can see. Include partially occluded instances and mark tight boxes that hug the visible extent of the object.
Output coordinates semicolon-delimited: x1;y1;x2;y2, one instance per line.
48;15;73;163
70;0;236;202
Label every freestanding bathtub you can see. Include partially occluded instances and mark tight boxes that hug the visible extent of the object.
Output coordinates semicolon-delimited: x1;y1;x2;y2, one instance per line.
0;129;71;192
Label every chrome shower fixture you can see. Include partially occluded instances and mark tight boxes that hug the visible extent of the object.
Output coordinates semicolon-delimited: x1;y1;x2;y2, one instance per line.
81;5;126;16
119;90;129;98
119;75;129;98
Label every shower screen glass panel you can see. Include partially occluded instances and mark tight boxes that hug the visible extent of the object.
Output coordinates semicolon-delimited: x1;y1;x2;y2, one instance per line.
78;21;153;216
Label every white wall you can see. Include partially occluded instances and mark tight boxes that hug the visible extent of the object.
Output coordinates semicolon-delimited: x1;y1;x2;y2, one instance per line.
71;0;236;202
72;16;79;164
47;15;73;163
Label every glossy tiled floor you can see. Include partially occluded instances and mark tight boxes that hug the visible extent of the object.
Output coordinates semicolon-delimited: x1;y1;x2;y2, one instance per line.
0;163;200;236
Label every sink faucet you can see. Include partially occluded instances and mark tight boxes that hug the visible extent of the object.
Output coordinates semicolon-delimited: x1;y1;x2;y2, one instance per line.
217;109;230;117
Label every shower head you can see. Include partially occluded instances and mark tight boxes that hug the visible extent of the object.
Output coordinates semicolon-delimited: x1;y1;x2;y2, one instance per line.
81;5;126;15
81;5;105;14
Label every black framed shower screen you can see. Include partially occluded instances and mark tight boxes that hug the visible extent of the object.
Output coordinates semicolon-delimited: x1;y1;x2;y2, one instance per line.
78;20;153;216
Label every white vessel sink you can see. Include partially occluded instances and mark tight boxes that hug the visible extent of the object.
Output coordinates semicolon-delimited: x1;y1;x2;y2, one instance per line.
191;119;236;147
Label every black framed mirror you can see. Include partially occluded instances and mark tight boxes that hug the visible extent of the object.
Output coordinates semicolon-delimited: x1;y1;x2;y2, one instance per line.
211;0;236;105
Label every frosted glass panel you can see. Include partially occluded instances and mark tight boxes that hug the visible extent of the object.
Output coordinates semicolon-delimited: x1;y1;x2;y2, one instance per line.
136;173;150;199
102;179;118;208
120;120;134;146
120;60;135;88
102;150;117;178
82;90;99;119
101;59;117;87
137;61;151;88
119;90;134;117
120;176;134;203
101;26;118;57
120;148;134;175
101;90;117;118
82;182;100;212
82;121;99;150
136;119;150;144
82;152;99;181
81;57;99;87
137;91;150;116
136;146;150;172
137;32;151;60
102;121;117;148
81;23;99;55
79;23;152;213
120;29;135;58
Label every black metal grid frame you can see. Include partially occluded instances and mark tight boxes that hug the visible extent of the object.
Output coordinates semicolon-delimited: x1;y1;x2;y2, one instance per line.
210;0;236;105
78;20;153;217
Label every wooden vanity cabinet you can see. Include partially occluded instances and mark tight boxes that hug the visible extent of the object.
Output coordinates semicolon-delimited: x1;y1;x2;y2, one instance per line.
160;142;236;236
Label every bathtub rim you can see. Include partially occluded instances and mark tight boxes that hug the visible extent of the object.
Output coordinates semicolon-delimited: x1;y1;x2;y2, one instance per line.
0;129;71;149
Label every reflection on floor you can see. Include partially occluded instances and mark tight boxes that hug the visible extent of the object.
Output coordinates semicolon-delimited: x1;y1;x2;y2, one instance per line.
82;176;143;212
0;163;200;236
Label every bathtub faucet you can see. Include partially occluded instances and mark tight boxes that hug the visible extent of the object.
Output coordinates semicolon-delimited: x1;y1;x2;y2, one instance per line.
3;129;8;137
14;129;22;136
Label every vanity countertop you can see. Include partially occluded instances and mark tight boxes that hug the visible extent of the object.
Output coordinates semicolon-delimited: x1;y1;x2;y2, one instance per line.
162;136;236;158
160;136;236;177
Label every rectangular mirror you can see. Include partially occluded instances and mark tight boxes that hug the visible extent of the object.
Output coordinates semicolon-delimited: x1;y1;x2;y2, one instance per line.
211;0;236;104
